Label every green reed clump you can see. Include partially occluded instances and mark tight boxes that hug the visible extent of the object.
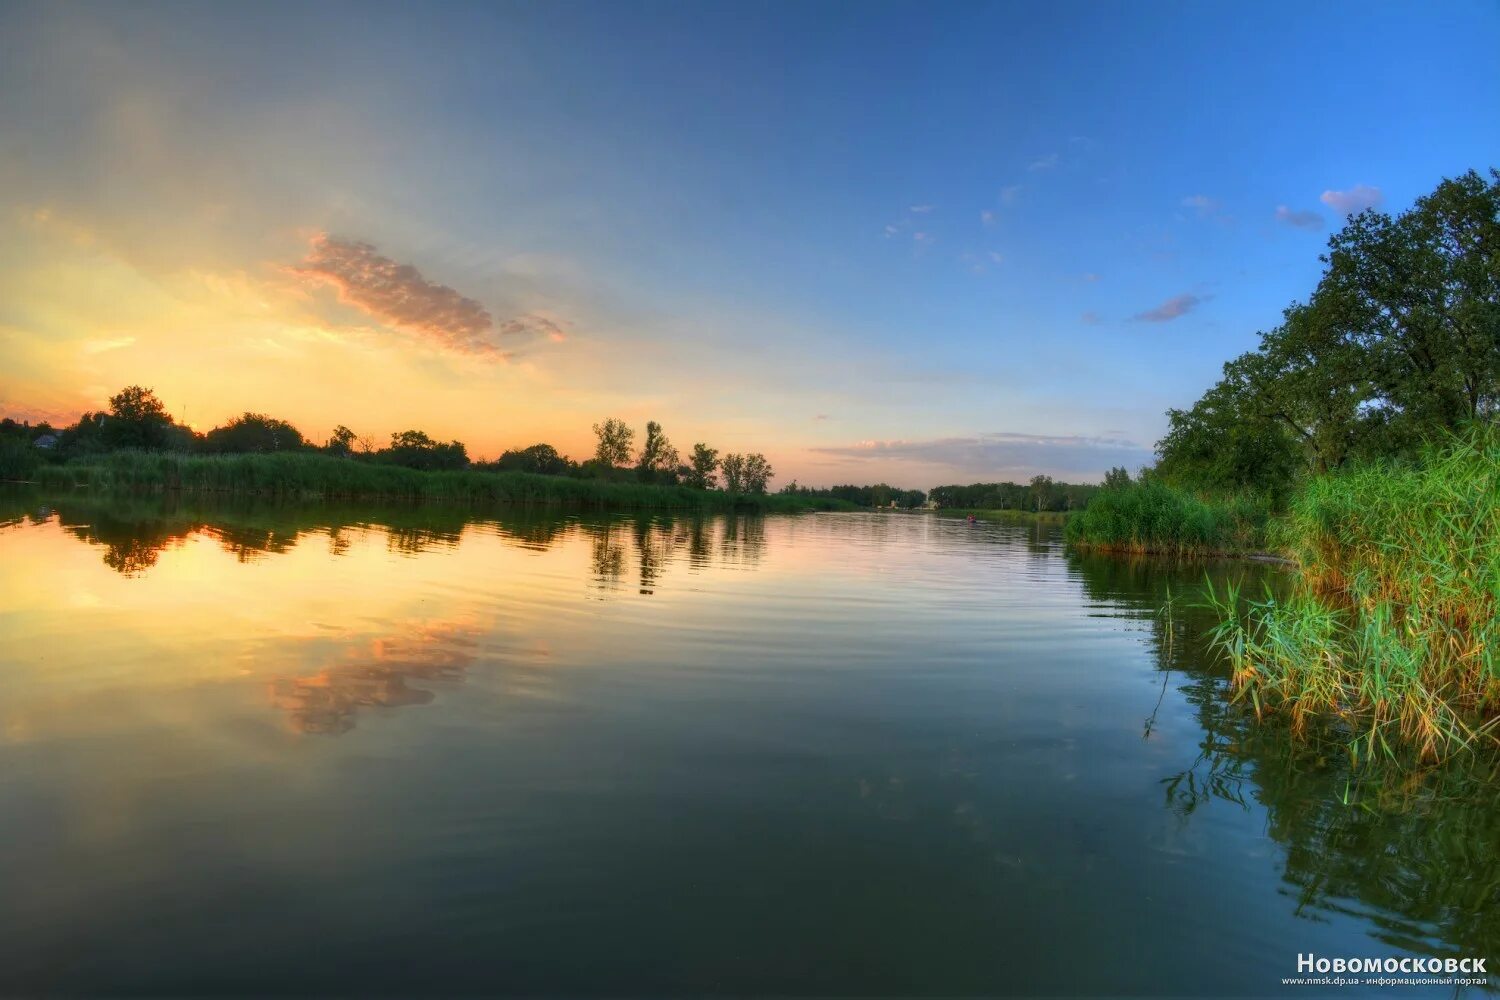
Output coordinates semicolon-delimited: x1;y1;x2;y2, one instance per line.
1207;427;1499;764
1064;478;1269;556
34;450;854;513
0;438;42;481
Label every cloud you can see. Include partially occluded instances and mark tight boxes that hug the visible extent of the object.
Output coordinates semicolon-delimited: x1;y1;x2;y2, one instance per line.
980;209;996;227
1028;153;1059;171
1080;311;1102;325
1275;205;1324;230
809;431;1152;477
813;413;830;421
1320;184;1382;216
987;251;1005;266
883;224;900;238
1181;194;1220;217
909;204;935;214
294;234;502;355
1000;185;1023;204
1130;293;1203;322
80;337;137;355
498;315;568;343
912;231;934;247
1082;272;1100;283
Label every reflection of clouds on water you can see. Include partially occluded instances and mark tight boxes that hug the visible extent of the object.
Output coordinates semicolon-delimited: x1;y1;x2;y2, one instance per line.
268;622;481;735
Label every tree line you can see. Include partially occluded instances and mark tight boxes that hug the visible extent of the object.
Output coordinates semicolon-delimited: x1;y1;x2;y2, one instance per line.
0;394;791;496
926;475;1107;512
1155;168;1498;498
777;482;927;508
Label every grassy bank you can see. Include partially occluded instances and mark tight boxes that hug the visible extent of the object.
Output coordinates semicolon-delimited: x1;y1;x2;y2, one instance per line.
1063;478;1271;556
27;450;857;513
1205;430;1498;764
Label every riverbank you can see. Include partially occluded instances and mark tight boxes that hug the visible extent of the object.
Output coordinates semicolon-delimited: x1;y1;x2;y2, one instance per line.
24;451;858;513
1207;431;1498;764
1069;429;1497;764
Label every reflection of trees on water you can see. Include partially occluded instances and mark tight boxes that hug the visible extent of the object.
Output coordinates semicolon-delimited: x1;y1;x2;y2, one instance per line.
267;621;480;735
719;514;767;567
1066;547;1500;961
385;525;463;556
588;522;628;591
12;493;772;596
583;514;768;595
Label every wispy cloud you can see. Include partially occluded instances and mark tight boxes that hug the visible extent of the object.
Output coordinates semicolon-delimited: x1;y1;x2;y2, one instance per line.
810;431;1152;477
1028;153;1059;172
1000;185;1023;205
1320;184;1382;216
1181;194;1221;217
980;209;996;227
294;234;501;355
498;315;568;343
1080;311;1102;325
1274;205;1324;230
909;204;935;214
987;251;1005;266
1131;293;1203;322
1081;272;1101;283
81;336;137;355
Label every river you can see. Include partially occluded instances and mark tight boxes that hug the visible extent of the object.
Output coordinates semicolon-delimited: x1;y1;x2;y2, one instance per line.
1;492;1494;995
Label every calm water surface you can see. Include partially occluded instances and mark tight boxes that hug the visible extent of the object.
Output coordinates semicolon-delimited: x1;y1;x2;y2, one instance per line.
1;493;1495;996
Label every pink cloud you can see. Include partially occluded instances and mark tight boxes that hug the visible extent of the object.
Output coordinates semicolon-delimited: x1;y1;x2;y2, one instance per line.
294;234;500;355
1320;184;1383;216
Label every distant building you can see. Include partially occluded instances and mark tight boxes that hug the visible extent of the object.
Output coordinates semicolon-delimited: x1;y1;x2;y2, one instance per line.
33;434;59;450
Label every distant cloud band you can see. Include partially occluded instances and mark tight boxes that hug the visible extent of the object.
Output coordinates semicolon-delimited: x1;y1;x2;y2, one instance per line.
811;431;1151;477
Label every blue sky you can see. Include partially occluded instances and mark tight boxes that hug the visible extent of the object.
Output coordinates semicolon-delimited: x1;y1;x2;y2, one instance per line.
2;0;1497;486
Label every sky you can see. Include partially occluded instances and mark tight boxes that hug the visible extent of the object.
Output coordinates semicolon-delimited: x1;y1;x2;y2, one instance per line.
2;1;1497;489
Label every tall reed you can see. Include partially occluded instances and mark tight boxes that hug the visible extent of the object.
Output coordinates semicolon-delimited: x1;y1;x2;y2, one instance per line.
1206;427;1499;763
1064;478;1269;556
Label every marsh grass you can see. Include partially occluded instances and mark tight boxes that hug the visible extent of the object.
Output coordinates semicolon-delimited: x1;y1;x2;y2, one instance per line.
35;450;856;513
1204;428;1499;764
1063;478;1270;556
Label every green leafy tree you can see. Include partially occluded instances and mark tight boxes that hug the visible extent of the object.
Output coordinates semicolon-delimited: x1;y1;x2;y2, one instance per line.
635;421;680;482
684;442;720;489
496;443;573;476
742;453;773;494
379;429;469;471
1103;467;1132;489
102;385;178;450
1028;474;1054;512
592;418;634;468
203;412;306;453
325;425;358;457
720;452;746;493
1321;168;1499;446
1156;380;1302;497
